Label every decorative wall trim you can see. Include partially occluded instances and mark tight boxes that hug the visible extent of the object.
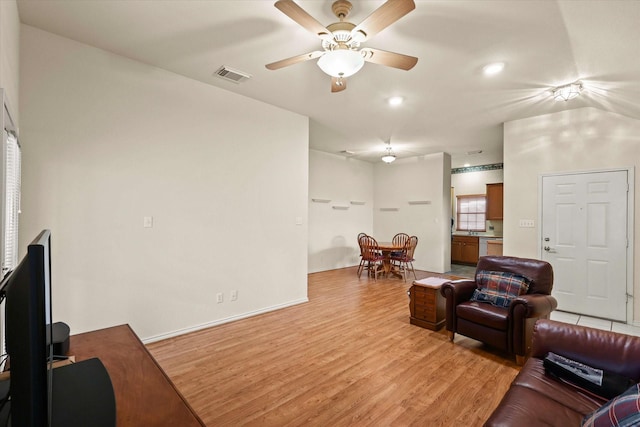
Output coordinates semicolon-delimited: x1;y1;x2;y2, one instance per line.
311;198;331;203
408;200;431;205
332;205;349;210
350;201;366;205
451;163;503;175
379;208;399;212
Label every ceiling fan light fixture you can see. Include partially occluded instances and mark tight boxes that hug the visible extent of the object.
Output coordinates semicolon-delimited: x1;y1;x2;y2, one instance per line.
317;49;365;78
553;81;583;101
351;30;367;43
381;153;396;163
381;147;396;163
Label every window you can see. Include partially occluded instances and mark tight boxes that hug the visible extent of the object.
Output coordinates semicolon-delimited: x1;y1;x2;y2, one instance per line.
456;195;486;232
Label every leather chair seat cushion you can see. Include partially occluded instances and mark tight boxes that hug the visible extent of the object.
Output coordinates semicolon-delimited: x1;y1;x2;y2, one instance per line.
486;359;604;426
484;383;590;427
512;358;606;414
456;301;509;331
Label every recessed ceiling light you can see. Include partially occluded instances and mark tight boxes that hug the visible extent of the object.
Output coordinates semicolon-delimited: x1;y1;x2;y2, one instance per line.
464;163;471;167
388;96;404;106
483;62;505;76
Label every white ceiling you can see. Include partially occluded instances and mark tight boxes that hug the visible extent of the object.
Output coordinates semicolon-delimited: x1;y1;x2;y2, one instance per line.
16;0;640;166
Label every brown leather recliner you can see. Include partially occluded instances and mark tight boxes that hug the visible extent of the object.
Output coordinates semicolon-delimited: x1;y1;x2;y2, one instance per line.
440;255;557;365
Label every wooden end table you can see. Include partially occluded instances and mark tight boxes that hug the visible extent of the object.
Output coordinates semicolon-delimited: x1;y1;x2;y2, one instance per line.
409;278;448;331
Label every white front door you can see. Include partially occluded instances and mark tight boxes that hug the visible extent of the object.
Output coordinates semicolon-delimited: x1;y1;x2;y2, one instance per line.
541;170;629;321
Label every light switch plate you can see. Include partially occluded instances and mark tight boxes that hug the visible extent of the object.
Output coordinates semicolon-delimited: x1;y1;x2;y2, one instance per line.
519;219;535;228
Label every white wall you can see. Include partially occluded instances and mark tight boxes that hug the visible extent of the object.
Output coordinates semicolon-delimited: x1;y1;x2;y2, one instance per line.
19;25;309;341
504;107;640;321
0;0;20;121
452;169;503;197
373;153;452;273
308;150;373;273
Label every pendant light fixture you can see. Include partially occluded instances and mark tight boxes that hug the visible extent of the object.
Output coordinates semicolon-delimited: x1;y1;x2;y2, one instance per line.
381;141;396;163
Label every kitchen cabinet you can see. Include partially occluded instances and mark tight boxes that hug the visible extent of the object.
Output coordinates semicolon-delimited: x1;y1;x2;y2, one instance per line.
486;183;504;220
479;236;498;257
451;235;479;265
487;239;503;256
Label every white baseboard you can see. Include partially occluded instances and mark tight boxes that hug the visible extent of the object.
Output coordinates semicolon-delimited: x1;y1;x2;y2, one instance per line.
141;297;309;344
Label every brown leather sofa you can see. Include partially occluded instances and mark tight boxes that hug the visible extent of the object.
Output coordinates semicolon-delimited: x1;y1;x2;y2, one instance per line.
485;319;640;426
441;256;557;364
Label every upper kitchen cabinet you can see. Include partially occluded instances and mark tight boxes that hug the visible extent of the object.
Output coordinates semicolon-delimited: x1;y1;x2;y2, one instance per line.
486;183;504;220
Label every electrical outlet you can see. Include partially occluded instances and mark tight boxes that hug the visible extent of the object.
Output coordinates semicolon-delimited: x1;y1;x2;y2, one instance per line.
231;290;238;301
216;293;223;303
519;219;535;228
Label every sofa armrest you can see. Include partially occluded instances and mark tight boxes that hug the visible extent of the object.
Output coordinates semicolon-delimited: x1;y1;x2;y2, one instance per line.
510;294;558;319
531;319;640;381
440;280;476;332
440;279;476;304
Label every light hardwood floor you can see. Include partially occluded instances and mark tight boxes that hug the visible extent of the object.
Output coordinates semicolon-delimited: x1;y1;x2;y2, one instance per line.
147;268;520;426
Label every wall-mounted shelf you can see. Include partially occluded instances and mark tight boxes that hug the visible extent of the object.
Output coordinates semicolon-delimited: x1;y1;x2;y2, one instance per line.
380;208;399;212
350;201;366;205
408;200;431;205
332;206;349;210
311;198;331;203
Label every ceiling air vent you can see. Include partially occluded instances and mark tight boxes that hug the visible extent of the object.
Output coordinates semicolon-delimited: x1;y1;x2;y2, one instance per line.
214;66;251;84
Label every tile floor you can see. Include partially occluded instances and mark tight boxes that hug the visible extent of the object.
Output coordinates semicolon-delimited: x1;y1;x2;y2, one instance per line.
550;310;640;337
447;264;640;338
447;263;476;279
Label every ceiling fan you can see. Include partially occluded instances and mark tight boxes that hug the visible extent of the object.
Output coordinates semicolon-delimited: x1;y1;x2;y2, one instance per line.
340;139;423;163
266;0;418;93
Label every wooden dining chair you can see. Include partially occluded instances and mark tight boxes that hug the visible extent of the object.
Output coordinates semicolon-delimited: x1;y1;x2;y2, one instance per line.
391;235;418;282
391;233;410;256
356;233;368;277
358;235;384;281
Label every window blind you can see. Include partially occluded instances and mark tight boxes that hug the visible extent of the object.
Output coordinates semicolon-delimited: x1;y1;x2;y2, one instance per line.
2;130;20;277
456;194;486;232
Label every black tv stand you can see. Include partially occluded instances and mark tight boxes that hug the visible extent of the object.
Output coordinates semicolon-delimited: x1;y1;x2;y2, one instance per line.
0;358;115;427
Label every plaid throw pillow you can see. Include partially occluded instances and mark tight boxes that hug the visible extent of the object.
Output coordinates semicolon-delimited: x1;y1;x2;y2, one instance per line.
582;383;640;427
470;270;531;308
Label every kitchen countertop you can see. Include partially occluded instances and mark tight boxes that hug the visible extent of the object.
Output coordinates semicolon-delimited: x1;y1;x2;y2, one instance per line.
452;233;503;238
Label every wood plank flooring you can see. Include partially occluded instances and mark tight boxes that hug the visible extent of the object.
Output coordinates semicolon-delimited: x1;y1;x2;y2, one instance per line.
147;268;520;426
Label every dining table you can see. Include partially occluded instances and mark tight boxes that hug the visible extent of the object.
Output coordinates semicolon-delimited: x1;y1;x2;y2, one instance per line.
377;242;405;278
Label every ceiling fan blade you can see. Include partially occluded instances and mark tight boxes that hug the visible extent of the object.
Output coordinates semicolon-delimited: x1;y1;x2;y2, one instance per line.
350;0;415;42
361;48;418;70
274;0;334;42
266;51;325;70
331;77;347;93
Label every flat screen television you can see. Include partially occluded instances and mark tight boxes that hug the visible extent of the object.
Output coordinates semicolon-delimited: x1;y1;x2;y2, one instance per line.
0;229;54;427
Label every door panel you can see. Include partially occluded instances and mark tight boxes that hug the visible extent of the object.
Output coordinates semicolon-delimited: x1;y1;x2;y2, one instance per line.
541;170;628;321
